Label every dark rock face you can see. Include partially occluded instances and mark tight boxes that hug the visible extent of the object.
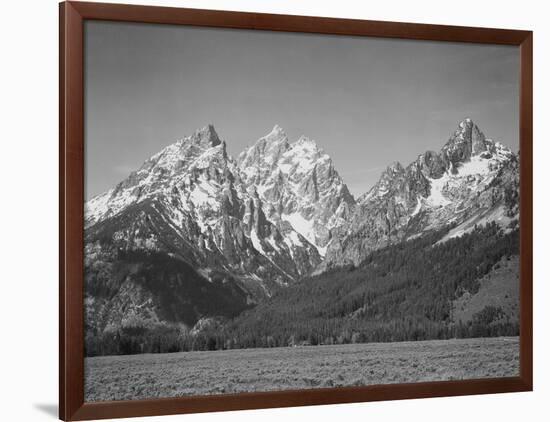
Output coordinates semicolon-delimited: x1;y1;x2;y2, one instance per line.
441;118;490;170
324;118;519;267
415;151;447;179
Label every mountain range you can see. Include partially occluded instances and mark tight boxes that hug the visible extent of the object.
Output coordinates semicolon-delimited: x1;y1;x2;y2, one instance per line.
84;118;519;344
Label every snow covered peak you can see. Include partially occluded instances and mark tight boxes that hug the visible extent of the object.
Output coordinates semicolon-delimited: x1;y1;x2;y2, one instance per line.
325;118;519;268
271;124;285;136
295;135;317;146
85;124;328;298
358;118;514;212
261;125;289;144
238;128;328;182
245;125;288;150
85;125;232;228
237;128;291;179
144;125;226;175
237;127;355;254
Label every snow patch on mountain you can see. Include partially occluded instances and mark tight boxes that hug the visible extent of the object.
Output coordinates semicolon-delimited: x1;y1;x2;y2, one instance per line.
411;197;422;217
458;155;491;176
282;212;315;245
426;173;452;207
250;229;265;255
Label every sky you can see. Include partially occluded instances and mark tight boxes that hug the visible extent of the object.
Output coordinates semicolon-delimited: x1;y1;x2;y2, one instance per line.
85;21;519;199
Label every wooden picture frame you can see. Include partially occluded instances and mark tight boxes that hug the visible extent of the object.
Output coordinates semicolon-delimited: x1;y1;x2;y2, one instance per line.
60;1;533;420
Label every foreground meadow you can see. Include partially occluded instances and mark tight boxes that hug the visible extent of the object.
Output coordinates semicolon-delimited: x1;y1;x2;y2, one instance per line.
85;336;519;402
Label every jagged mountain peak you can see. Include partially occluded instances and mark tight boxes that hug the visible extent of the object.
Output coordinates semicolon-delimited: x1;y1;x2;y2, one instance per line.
236;127;355;254
270;124;286;136
237;126;290;168
450;117;484;142
458;116;474;127
357;161;406;203
85;125;232;228
183;123;222;148
385;161;405;174
324;118;518;267
441;118;489;166
261;124;289;144
139;124;225;175
85;124;328;303
238;128;326;169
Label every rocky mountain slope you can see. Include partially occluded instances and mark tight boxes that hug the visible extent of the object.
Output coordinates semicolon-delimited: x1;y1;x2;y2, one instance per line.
237;125;355;255
324;118;519;267
214;223;519;351
85;119;519;342
85;125;354;335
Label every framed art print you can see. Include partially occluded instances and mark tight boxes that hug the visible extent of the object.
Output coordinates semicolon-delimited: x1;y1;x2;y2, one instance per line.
59;2;533;420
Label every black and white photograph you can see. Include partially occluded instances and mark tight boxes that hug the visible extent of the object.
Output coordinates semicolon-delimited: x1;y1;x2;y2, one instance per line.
83;20;520;402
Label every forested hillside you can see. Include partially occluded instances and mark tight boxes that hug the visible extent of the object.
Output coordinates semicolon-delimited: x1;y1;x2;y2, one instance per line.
86;222;518;355
216;222;519;349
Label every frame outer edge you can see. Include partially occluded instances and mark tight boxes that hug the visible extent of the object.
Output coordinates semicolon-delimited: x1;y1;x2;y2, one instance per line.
519;31;533;390
60;1;86;420
69;1;529;45
59;2;533;420
59;2;66;419
70;377;529;421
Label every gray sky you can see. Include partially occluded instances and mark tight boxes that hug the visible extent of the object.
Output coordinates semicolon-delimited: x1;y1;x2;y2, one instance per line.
85;21;519;199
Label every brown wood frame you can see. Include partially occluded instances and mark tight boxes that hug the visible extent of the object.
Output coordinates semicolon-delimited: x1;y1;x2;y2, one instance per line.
59;1;533;420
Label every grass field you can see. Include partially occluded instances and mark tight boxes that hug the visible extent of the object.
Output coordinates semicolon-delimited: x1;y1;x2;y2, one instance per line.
85;336;519;402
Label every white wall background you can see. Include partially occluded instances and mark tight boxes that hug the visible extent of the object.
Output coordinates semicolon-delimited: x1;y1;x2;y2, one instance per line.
1;0;547;421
